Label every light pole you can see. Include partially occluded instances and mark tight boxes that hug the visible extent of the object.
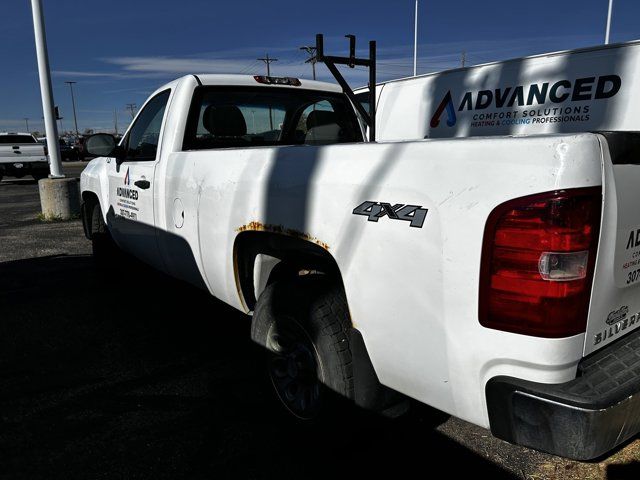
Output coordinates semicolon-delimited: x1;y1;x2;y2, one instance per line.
65;81;79;137
30;0;63;178
414;0;419;76
605;0;614;45
24;118;30;133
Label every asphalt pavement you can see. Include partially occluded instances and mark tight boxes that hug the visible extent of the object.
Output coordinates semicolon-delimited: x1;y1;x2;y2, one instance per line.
0;162;639;479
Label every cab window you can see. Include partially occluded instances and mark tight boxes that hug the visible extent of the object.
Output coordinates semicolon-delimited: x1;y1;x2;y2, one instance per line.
354;91;370;114
182;87;363;150
124;90;171;161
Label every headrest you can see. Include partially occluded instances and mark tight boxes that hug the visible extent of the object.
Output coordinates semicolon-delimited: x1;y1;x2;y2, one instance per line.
307;110;338;129
203;105;247;136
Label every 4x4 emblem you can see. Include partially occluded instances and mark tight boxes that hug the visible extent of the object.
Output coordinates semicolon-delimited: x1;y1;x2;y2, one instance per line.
352;201;428;228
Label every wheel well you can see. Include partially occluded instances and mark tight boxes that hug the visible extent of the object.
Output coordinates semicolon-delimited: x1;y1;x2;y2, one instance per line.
233;230;345;312
240;235;409;415
81;191;100;239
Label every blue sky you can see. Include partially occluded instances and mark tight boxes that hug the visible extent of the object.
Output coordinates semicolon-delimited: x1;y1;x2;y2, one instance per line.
1;0;639;133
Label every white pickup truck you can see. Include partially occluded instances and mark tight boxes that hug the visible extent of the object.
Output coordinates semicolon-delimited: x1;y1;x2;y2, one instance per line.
0;132;49;182
80;71;640;460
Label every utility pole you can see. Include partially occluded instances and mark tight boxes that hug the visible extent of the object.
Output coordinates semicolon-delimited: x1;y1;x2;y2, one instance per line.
24;118;30;133
300;46;317;80
605;0;614;45
30;0;63;178
461;51;466;68
65;81;79;137
126;103;137;120
114;108;119;136
257;54;278;130
257;53;278;76
413;0;419;76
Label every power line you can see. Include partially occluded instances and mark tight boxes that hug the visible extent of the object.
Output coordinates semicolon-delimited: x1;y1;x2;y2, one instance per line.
238;60;260;75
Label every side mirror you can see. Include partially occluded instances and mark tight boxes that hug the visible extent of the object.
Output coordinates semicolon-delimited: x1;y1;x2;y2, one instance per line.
85;134;124;162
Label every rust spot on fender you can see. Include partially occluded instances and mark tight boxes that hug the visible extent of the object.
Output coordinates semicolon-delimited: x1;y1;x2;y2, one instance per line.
236;221;330;250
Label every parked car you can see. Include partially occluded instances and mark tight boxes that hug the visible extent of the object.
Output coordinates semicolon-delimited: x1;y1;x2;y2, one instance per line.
0;132;48;181
58;138;79;161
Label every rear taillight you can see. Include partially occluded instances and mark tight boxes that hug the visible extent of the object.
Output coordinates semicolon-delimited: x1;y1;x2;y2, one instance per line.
479;187;602;338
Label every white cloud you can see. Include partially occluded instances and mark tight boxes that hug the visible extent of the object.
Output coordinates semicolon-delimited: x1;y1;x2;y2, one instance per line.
103;56;264;75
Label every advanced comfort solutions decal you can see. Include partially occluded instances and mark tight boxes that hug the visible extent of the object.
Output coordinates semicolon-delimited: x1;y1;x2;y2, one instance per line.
428;74;622;135
116;167;139;220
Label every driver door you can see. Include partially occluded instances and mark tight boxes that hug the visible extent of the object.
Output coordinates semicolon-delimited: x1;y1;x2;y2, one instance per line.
107;89;170;268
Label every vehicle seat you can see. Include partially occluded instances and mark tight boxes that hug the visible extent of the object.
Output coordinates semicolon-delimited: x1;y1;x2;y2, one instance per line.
305;110;343;145
199;104;248;147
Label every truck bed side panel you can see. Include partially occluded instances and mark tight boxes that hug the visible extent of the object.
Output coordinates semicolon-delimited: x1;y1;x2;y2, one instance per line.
167;133;602;427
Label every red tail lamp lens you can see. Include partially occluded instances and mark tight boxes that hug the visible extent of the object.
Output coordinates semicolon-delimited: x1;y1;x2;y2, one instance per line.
479;187;602;338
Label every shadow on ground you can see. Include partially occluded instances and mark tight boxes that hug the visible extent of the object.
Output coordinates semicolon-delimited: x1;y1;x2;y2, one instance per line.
608;462;640;479
0;255;515;479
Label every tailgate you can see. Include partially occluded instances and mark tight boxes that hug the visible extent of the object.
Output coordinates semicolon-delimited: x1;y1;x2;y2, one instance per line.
585;132;640;355
0;144;46;162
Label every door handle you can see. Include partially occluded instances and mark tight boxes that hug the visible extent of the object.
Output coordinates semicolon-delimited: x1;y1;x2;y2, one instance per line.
134;180;151;189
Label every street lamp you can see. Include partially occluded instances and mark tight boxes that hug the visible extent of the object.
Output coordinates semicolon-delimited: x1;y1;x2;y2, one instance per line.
30;0;63;178
65;80;79;137
605;0;614;45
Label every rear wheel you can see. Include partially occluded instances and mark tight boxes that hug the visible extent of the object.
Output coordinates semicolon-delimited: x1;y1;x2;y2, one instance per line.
253;277;354;420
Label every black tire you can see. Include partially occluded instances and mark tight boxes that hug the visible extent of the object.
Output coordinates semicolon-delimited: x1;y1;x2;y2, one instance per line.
90;202;120;267
252;276;354;420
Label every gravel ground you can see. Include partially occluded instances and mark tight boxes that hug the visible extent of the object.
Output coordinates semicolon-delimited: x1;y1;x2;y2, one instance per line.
0;162;638;479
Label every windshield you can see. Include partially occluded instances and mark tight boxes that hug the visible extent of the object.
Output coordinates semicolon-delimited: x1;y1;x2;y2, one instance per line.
0;135;35;144
183;87;363;150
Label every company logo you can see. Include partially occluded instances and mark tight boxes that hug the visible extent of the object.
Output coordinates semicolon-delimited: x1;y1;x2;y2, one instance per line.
594;307;638;345
606;306;629;325
429;75;621;129
124;167;130;185
430;90;457;128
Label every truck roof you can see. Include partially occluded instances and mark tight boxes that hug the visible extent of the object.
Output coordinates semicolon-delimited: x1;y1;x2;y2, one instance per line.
0;132;33;136
189;74;343;93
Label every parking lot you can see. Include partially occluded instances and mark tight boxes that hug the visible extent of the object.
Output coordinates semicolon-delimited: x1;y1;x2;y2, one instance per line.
0;164;639;479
